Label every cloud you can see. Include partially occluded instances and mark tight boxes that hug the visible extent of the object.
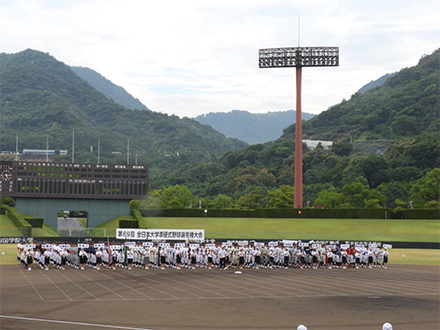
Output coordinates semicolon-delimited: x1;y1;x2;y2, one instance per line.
1;0;439;117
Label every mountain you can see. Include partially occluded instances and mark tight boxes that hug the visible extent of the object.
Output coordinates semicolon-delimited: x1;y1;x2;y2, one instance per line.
71;66;150;111
0;49;247;188
356;72;396;94
296;49;439;142
159;49;439;207
194;110;315;144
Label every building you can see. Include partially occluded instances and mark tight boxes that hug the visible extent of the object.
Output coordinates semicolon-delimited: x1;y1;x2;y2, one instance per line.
0;160;148;229
303;139;333;150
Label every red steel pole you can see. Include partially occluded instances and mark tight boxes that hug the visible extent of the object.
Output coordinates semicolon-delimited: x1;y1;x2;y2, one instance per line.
294;66;303;209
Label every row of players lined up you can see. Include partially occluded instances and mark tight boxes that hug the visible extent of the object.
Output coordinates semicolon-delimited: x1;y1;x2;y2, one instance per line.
17;240;391;271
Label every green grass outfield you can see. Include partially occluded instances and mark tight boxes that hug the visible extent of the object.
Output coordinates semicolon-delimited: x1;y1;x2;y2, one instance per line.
135;217;440;242
0;243;438;266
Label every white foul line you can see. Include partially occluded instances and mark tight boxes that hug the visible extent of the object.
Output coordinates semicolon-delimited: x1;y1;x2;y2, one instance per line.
0;315;154;330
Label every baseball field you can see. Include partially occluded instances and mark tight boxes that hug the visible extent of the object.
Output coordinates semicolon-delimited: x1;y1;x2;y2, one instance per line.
1;216;439;329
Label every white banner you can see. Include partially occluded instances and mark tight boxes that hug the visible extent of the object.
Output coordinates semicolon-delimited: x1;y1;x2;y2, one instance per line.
143;242;154;247
312;244;322;249
116;228;204;240
268;241;278;247
298;242;309;247
25;244;36;248
94;243;105;248
110;245;121;250
175;243;186;248
78;244;89;248
206;244;216;249
238;240;248;246
254;242;264;247
340;244;350;249
189;244;200;249
125;242;136;247
383;244;393;249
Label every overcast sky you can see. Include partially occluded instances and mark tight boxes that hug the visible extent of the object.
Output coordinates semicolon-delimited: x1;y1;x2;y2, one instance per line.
1;0;439;118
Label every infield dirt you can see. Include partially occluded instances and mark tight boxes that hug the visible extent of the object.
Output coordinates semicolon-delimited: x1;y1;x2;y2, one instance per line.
0;264;438;330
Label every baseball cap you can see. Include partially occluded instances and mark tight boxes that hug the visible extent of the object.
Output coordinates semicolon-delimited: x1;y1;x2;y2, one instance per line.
382;322;393;330
297;325;307;330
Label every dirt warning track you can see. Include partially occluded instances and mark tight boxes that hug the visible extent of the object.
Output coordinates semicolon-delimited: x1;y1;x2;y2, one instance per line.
1;264;439;329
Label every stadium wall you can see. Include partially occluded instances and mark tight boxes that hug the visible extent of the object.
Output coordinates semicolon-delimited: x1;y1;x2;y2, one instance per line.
14;198;131;228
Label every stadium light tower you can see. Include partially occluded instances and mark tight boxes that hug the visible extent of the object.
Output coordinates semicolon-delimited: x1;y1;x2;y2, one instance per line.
259;46;339;208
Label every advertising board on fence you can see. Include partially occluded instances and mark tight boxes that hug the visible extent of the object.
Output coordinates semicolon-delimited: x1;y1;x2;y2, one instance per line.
116;228;205;241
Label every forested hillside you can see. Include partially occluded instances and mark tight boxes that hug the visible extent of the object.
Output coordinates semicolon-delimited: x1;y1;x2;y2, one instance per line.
194;110;315;144
150;49;439;210
0;48;438;211
0;49;247;173
299;49;439;141
71;66;150;111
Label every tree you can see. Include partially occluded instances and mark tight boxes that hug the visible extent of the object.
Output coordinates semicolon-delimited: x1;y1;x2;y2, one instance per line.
148;185;194;209
0;197;15;207
140;190;161;209
212;194;234;209
342;182;364;208
266;185;295;208
358;153;388;188
410;168;440;208
314;187;344;208
235;190;263;210
332;142;353;157
257;169;277;187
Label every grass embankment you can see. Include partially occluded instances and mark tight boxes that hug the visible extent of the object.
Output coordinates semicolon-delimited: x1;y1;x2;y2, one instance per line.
0;243;438;266
0;215;59;237
139;217;440;242
92;216;133;237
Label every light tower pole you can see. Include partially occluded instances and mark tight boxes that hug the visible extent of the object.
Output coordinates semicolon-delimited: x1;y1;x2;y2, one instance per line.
259;46;339;208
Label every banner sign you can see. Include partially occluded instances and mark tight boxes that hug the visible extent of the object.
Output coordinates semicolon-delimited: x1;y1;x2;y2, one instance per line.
189;244;200;249
238;240;248;246
25;244;36;249
94;243;105;248
206;244;216;249
116;228;204;240
298;242;309;247
312;244;322;249
110;245;121;250
368;243;378;248
340;244;350;249
159;243;170;248
143;242;154;247
78;244;89;248
268;241;278;247
283;240;295;246
42;244;52;249
254;242;264;247
59;244;71;248
125;241;136;247
221;242;232;247
175;243;186;248
383;244;393;249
